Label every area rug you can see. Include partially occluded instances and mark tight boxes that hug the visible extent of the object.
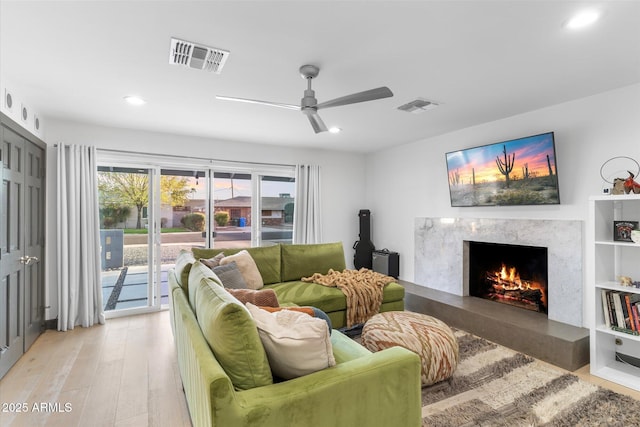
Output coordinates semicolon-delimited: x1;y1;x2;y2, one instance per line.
421;329;640;426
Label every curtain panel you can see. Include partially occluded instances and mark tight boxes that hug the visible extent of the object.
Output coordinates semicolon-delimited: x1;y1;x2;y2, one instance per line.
57;144;105;331
293;164;322;244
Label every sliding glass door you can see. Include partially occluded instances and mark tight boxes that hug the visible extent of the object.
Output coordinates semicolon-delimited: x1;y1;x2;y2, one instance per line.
98;166;154;314
259;175;295;246
211;171;296;247
96;154;297;316
212;172;252;248
158;168;207;305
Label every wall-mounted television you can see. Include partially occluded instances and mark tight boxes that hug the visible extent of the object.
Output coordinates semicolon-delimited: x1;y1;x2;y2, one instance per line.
445;132;560;207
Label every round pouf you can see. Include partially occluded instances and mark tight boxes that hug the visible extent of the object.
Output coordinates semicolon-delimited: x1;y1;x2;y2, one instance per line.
362;311;458;386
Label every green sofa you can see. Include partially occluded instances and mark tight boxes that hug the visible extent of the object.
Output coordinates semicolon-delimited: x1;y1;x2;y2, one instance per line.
184;241;406;330
168;242;422;427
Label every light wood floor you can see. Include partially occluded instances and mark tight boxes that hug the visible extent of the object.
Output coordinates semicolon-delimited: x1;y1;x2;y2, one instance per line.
1;311;639;427
0;311;191;427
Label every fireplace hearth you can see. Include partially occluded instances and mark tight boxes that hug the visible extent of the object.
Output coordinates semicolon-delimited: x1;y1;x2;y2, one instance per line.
467;241;548;314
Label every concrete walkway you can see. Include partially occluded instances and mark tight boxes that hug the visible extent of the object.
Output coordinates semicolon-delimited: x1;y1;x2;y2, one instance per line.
102;264;171;311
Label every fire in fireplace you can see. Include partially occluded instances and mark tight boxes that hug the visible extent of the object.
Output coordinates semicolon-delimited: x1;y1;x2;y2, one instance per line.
468;241;548;313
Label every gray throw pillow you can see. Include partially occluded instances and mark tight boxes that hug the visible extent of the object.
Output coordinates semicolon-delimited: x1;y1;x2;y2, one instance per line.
200;252;225;270
212;261;248;289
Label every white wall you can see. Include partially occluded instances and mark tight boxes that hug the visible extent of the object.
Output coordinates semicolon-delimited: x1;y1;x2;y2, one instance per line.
365;83;640;284
43;120;367;321
35;83;640;322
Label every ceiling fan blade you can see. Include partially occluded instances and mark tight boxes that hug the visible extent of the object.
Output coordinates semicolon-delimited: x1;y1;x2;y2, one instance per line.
316;87;393;109
307;112;328;133
216;95;300;110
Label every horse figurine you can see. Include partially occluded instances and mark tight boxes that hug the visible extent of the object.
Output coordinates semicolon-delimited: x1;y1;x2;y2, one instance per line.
624;171;640;194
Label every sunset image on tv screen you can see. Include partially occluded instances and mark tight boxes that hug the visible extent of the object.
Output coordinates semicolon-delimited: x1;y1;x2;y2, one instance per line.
446;132;560;206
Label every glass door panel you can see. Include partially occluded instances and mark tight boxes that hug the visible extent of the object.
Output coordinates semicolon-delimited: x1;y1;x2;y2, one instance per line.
158;169;207;305
97;166;152;312
212;172;252;249
260;176;294;246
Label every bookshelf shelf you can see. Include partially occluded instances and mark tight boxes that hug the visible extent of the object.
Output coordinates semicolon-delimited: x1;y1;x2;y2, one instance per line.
596;325;640;341
595;282;640;294
588;194;640;391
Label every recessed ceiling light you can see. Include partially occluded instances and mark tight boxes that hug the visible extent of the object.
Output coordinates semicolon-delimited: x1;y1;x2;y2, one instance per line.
329;127;341;134
565;10;600;30
124;95;146;106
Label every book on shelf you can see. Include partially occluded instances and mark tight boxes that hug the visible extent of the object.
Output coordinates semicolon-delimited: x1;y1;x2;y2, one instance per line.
601;289;611;328
612;292;627;329
600;290;640;335
624;294;640;331
606;291;618;326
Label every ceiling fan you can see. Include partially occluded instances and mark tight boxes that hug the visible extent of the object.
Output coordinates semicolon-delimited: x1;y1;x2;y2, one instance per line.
216;64;393;133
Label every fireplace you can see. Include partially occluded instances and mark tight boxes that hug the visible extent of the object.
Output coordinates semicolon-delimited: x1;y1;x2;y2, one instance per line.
467;241;548;314
416;217;582;327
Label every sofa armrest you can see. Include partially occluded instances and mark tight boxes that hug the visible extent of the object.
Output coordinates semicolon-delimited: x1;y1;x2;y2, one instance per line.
330;329;373;363
225;346;422;427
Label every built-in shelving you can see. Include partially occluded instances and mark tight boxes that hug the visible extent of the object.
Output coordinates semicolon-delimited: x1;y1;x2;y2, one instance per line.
588;194;640;391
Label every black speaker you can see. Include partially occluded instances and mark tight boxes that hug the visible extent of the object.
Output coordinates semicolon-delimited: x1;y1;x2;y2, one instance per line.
372;249;399;279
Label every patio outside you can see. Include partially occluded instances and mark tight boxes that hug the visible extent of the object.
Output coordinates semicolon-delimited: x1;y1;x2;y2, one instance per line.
101;225;292;311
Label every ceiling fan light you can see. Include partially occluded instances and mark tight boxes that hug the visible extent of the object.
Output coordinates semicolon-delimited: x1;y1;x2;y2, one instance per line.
329;127;342;134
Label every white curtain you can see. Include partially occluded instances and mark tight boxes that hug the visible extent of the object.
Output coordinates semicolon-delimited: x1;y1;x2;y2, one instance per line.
293;164;322;244
57;144;105;331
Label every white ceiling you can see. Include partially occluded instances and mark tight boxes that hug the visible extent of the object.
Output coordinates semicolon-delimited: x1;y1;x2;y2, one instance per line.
1;1;639;153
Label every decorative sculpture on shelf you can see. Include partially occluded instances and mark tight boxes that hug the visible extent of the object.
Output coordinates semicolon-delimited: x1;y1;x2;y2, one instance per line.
600;156;640;195
623;171;640;194
619;276;640;288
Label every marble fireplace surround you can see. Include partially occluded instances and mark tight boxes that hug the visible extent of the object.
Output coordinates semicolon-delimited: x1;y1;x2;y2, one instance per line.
415;217;583;328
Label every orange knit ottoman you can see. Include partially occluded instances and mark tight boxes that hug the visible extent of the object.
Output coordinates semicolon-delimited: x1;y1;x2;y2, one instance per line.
361;311;458;386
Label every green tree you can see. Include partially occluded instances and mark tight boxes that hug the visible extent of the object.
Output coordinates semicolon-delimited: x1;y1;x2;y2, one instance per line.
161;176;191;207
98;172;190;229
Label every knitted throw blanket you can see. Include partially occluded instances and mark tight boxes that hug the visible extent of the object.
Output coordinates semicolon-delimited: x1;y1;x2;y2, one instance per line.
301;268;394;328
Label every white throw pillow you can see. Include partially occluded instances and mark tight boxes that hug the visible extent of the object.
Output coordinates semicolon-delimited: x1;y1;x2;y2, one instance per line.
246;303;336;380
219;250;264;290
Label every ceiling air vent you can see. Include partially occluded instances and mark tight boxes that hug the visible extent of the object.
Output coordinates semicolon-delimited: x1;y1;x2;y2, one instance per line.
169;37;230;74
397;98;439;114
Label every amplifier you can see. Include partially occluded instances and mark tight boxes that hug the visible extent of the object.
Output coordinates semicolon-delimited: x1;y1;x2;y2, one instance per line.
372;250;399;279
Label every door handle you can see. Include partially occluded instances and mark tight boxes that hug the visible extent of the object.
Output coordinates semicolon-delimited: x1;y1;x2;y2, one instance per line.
19;256;39;265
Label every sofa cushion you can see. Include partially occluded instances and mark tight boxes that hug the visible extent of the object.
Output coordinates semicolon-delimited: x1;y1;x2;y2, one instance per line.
280;242;346;282
192;245;282;285
188;261;224;309
194;278;273;390
175;249;196;294
265;281;347;313
246;303;336;380
380;281;405;303
200;252;225;269
212;262;248;289
226;288;279;307
220;250;264;290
